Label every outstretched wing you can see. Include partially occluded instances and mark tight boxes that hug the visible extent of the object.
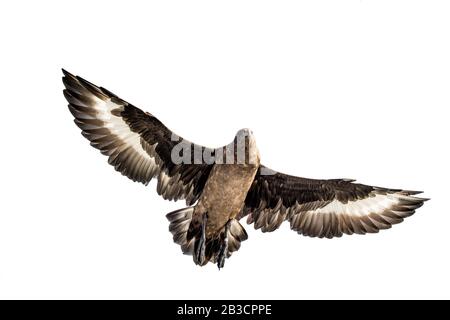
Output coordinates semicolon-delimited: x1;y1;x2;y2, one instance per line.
62;69;213;205
241;166;428;238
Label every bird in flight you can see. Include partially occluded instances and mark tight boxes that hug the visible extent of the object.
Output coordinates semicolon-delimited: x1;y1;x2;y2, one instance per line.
62;69;428;269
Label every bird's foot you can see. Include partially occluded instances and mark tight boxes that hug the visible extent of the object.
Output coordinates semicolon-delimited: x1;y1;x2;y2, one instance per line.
217;220;231;270
195;212;207;265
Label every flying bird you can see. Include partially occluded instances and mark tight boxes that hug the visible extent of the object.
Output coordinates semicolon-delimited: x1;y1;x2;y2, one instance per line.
62;69;428;269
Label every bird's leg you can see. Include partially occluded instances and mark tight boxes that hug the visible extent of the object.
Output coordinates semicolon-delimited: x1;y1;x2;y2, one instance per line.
217;220;231;270
195;212;207;265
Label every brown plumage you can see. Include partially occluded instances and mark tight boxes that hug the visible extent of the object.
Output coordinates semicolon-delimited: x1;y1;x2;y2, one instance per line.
62;69;428;269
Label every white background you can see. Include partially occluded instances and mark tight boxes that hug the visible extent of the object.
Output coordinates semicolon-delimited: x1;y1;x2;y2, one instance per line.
0;0;449;299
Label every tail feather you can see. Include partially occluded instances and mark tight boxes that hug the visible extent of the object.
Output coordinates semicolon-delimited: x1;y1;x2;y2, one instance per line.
166;207;248;267
227;219;248;253
166;207;196;255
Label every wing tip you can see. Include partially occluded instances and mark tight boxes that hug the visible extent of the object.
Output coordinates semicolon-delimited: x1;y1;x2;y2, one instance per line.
62;68;75;79
61;69;79;90
401;190;424;195
398;190;430;201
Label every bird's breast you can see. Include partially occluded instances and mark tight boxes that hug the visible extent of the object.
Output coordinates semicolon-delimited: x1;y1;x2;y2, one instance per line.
195;164;258;236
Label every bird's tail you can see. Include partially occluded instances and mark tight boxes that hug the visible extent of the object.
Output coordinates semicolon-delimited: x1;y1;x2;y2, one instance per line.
166;207;248;268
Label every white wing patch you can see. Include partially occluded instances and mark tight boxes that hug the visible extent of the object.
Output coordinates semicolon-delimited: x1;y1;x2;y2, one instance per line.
313;193;402;217
92;96;154;165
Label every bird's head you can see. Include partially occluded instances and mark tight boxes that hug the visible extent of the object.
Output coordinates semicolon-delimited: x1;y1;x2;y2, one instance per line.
233;128;260;166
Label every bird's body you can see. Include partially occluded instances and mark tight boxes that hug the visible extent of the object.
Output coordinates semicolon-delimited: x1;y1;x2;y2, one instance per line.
195;161;259;238
62;69;428;269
